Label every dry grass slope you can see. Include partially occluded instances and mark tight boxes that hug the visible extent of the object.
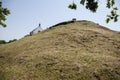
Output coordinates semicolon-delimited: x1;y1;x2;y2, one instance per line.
0;20;120;80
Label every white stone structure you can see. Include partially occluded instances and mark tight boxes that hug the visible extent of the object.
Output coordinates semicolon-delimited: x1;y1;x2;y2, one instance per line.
30;24;42;36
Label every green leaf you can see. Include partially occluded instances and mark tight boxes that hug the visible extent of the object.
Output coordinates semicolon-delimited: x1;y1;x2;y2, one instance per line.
80;0;85;5
68;4;72;9
106;18;110;23
68;3;77;10
114;16;118;22
107;15;111;18
107;0;110;2
111;0;115;6
113;7;118;10
111;10;116;16
0;14;6;21
0;21;6;27
72;3;77;10
3;9;10;15
0;2;2;7
106;1;111;8
114;14;119;22
0;7;3;12
110;16;114;19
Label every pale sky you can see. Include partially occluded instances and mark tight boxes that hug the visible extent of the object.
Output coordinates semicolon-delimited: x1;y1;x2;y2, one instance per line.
0;0;120;41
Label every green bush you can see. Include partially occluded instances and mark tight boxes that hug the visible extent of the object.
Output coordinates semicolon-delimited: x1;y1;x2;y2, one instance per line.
0;40;6;44
8;39;17;43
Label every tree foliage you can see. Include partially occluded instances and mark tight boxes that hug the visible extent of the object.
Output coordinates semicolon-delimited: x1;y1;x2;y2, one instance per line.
68;2;77;10
106;0;119;23
0;40;6;44
0;1;10;27
68;0;119;23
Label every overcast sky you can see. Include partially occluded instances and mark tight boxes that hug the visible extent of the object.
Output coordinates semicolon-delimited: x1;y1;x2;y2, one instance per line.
0;0;120;41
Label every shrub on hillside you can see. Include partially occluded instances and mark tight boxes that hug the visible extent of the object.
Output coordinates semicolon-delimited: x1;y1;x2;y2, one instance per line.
0;40;6;44
8;39;17;43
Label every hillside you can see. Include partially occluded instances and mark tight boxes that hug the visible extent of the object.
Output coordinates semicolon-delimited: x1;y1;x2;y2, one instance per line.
0;20;120;80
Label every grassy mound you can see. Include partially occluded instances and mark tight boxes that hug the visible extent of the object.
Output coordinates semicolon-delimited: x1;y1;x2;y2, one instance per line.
0;20;120;80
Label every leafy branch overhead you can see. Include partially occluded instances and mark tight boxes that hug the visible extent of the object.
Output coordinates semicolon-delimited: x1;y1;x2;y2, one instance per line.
106;0;119;23
68;2;77;10
68;0;119;23
0;1;10;27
